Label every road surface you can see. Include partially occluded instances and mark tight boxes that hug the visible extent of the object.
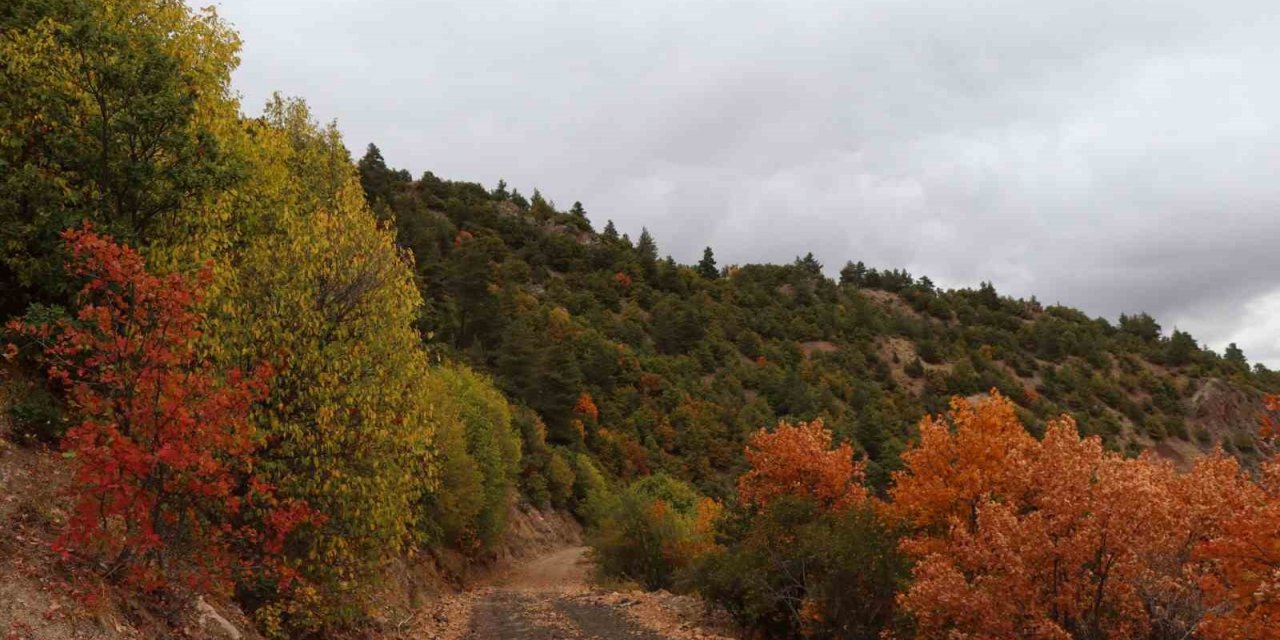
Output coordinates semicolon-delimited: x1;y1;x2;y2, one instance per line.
461;546;667;639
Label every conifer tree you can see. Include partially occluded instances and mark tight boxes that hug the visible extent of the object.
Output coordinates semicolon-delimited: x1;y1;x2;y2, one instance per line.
697;247;719;279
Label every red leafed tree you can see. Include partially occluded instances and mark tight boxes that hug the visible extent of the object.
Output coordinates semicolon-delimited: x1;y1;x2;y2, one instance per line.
737;418;866;511
1195;395;1280;640
7;227;312;592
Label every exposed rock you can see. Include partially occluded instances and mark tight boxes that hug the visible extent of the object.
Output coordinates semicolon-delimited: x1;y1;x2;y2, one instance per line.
194;597;242;640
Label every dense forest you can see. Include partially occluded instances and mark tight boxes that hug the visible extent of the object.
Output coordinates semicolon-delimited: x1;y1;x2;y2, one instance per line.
356;143;1280;494
2;1;1279;639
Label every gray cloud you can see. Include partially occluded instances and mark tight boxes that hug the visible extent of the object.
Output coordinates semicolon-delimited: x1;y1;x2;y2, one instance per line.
212;0;1280;365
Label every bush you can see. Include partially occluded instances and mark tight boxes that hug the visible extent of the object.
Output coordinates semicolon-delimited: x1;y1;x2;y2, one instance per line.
1194;427;1213;446
588;474;714;590
1231;432;1257;453
6;380;66;443
8;229;311;592
690;498;906;639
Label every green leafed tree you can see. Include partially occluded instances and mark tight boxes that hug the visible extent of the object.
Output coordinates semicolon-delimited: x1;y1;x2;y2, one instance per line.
0;0;245;309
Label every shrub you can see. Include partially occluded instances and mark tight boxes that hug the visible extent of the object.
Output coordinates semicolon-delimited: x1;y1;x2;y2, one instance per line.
588;474;714;590
1231;432;1257;453
1195;427;1213;446
690;498;905;639
7;228;312;592
6;379;66;443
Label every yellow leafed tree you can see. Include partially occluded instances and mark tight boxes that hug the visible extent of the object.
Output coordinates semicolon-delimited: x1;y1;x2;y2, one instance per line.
207;96;436;631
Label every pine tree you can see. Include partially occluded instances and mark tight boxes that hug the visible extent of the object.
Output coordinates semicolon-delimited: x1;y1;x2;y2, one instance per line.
637;228;658;278
357;144;399;219
530;189;555;221
795;252;823;277
840;261;867;286
697;247;719;279
539;343;585;446
1225;342;1248;370
1166;329;1199;366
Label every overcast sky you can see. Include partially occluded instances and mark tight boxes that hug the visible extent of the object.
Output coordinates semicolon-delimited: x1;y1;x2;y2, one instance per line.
211;0;1280;366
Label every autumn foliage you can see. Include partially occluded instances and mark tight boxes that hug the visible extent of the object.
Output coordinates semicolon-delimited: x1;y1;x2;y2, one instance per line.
890;392;1267;640
7;228;313;592
1194;395;1280;640
682;392;1280;640
738;418;867;511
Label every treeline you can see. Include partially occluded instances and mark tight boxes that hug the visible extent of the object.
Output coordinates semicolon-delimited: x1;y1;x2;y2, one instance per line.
590;393;1280;639
0;1;616;636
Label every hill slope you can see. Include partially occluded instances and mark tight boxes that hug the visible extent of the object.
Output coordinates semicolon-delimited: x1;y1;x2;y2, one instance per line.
357;145;1280;494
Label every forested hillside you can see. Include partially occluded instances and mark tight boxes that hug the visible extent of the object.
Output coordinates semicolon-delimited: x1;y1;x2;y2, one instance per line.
4;2;1280;639
357;144;1280;493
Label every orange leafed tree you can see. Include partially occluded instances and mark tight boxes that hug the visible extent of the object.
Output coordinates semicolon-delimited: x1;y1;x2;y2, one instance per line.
737;418;866;511
892;392;1253;640
573;392;600;422
1195;395;1280;640
888;393;1037;537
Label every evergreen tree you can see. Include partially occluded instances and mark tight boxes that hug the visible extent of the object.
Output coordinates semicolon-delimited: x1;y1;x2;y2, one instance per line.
538;343;585;446
603;220;619;241
637;228;658;278
1119;312;1162;342
357;144;402;219
530;189;555;221
697;247;719;279
496;315;541;402
492;179;510;200
637;228;658;263
840;261;867;287
1225;342;1248;370
795;252;823;277
977;281;1000;309
510;188;529;208
1166;329;1198;366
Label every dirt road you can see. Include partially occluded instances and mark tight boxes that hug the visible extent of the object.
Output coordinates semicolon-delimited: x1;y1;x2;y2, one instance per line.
463;546;664;639
415;546;734;640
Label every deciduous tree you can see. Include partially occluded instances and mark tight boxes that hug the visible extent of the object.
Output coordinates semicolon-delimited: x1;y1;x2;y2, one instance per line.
738;418;866;512
8;227;310;592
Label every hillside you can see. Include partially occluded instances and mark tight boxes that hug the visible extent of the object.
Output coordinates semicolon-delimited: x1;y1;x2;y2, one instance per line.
357;145;1279;494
